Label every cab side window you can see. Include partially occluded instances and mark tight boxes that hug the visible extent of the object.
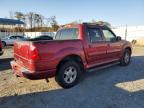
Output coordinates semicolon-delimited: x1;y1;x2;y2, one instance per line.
102;29;116;42
88;28;103;43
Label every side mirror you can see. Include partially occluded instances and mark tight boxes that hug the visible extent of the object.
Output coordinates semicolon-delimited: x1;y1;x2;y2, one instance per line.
116;36;122;41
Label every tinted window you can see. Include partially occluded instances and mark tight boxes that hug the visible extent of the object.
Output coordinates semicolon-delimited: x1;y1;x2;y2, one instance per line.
102;29;116;42
16;36;24;39
32;35;53;40
9;36;16;39
56;28;78;40
88;28;103;43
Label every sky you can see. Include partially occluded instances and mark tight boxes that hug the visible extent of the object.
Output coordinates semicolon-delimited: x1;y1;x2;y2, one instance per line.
0;0;144;26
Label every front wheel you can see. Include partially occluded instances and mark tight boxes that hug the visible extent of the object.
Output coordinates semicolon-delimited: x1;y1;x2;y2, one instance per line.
55;61;82;88
120;49;131;66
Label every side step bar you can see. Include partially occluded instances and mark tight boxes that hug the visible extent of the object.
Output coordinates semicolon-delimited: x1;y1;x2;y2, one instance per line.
87;62;120;72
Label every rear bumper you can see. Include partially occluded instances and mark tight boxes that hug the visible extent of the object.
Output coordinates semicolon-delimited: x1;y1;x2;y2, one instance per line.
0;51;3;55
10;61;56;80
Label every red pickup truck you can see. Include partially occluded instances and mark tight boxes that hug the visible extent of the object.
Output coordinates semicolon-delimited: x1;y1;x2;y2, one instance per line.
0;39;3;55
11;23;132;88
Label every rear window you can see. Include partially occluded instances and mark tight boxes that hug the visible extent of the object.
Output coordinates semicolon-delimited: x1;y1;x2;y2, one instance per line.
55;28;79;40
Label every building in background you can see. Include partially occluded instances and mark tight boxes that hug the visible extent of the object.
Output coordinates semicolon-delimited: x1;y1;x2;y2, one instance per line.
0;18;25;38
112;26;144;45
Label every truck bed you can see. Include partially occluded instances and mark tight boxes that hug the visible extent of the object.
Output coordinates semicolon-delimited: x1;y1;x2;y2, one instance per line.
14;39;84;72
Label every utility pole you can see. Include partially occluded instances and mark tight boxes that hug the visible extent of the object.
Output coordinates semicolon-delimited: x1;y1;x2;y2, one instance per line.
125;24;127;40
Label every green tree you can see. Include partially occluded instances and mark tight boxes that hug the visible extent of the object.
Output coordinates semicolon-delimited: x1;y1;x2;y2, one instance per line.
15;12;24;20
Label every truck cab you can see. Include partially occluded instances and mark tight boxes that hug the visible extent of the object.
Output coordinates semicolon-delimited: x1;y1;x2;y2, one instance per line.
0;39;3;56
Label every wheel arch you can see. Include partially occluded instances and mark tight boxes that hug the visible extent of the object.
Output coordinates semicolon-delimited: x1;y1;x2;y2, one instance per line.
125;47;132;55
56;54;84;75
1;41;6;47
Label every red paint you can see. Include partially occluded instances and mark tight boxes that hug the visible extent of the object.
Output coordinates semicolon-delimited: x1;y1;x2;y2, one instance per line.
0;39;3;55
10;23;132;79
0;39;2;48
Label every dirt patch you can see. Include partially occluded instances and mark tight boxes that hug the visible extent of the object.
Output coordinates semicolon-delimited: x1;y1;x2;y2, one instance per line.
0;46;144;108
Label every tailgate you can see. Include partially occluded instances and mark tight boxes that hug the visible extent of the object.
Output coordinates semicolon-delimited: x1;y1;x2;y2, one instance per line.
14;40;31;69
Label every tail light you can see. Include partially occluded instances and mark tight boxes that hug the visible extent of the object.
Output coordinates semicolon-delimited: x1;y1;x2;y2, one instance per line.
30;45;40;60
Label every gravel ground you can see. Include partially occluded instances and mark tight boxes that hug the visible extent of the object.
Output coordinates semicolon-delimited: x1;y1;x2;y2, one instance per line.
0;46;144;108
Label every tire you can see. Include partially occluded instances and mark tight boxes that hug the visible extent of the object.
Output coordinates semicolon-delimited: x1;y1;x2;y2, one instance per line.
120;49;131;66
55;61;82;88
2;41;6;48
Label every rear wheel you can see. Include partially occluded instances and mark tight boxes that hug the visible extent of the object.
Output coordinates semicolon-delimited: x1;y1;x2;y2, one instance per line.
120;49;131;66
2;41;6;48
55;61;82;88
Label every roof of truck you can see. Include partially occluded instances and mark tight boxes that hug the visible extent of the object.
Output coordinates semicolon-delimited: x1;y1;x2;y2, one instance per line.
61;22;110;29
83;22;110;28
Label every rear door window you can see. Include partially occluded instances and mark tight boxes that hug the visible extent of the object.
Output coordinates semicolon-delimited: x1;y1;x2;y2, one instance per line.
87;28;103;43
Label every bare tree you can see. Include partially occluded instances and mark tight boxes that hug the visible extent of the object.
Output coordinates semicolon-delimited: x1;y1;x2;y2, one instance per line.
34;14;41;27
9;11;14;19
35;14;44;27
48;16;57;26
26;12;35;31
48;16;59;31
8;11;59;32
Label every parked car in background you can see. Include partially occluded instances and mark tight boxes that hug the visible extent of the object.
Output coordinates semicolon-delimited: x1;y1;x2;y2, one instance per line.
11;23;132;88
1;35;25;47
28;35;53;41
0;39;3;55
